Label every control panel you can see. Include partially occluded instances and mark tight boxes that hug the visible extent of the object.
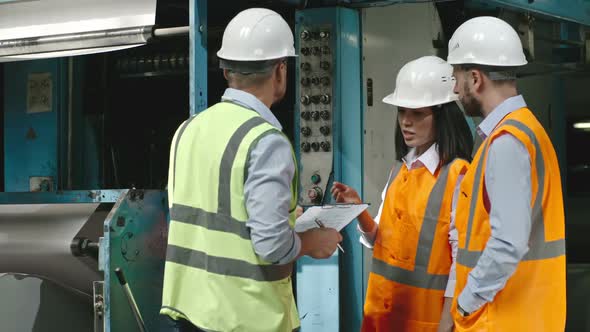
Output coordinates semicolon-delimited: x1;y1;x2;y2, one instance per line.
297;25;334;206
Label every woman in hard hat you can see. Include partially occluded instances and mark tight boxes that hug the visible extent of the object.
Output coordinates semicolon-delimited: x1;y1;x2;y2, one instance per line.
331;55;473;332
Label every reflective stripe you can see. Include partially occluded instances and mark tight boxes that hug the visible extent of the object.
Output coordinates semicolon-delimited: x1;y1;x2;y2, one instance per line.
415;164;452;267
371;163;452;291
386;161;403;190
458;119;565;268
218;116;268;216
371;257;449;290
166;244;293;282
170;203;250;240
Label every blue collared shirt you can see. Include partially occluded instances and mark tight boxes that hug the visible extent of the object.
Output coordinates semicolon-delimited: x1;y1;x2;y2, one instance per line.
221;88;301;265
458;95;533;313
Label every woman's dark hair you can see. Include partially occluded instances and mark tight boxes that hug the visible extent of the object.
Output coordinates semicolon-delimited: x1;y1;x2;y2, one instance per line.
394;101;474;165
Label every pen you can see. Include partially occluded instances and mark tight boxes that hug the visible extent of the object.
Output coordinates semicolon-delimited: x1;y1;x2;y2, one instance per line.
314;219;345;253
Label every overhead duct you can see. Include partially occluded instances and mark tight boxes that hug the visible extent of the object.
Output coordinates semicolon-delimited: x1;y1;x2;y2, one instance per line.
0;0;159;62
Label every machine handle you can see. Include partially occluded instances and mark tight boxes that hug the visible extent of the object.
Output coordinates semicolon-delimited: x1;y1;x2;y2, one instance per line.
115;267;147;332
115;267;127;285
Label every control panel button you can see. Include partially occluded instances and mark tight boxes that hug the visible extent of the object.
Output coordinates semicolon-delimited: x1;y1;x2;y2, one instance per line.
301;77;310;86
300;95;311;105
301;127;312;137
311;142;320;152
300;62;311;71
311;174;321;184
320;141;331;151
307;187;323;203
320;110;330;120
320;94;331;104
320;61;330;70
301;111;311;120
311;111;320;121
320;126;331;136
301;142;311;153
301;30;311;40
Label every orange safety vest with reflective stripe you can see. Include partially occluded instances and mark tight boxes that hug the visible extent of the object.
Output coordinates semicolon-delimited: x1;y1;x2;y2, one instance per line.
451;108;566;332
362;158;468;332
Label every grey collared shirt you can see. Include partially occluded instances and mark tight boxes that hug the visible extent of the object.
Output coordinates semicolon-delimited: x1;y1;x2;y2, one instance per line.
458;95;533;313
221;88;301;265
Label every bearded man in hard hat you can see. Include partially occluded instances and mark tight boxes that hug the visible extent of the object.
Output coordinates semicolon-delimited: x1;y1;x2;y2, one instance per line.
447;16;566;331
160;8;343;332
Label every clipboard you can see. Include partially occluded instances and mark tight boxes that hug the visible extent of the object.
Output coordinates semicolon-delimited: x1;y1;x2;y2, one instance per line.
295;203;369;233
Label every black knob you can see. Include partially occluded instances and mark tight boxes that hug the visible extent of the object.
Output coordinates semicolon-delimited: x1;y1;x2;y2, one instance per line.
320;141;331;151
311;111;320;121
301;47;310;56
301;77;310;86
320;126;331;136
311;142;320;151
312;47;321;56
319;31;330;39
320;94;331;104
301;111;311;120
310;95;320;104
301;30;311;40
301;95;311;105
320;77;330;86
320;110;330;120
301;142;311;152
311;77;320;85
320;61;330;70
301;127;312;137
300;62;311;71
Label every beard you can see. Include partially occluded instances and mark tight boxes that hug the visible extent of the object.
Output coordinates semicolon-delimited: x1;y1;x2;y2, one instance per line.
460;81;483;117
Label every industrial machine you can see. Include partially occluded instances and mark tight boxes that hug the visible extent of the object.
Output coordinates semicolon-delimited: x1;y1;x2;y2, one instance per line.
1;1;590;331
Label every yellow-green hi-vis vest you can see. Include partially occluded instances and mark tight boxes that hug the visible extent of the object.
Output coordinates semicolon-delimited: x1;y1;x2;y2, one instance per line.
161;101;300;332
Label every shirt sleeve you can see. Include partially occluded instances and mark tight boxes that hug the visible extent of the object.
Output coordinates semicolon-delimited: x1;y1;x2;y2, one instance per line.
458;134;532;313
244;133;301;265
445;174;464;298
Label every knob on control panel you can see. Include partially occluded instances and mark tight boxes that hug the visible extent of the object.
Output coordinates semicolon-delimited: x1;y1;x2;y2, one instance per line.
320;141;331;151
320;110;330;120
301;127;312;137
301;77;310;86
320;126;331;136
320;94;331;104
311;142;320;152
301;30;311;40
311;111;320;121
301;142;311;153
300;95;311;105
301;111;311;120
320;61;330;70
300;62;311;71
307;187;323;204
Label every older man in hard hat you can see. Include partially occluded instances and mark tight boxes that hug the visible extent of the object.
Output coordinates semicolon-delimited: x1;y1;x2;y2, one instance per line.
160;8;343;332
447;16;566;332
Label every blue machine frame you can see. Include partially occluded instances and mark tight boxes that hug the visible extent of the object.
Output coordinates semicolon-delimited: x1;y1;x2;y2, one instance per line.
294;7;364;332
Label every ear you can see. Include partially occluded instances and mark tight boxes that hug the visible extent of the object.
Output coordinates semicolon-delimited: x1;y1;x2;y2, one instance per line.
223;69;230;81
470;69;484;92
275;62;284;84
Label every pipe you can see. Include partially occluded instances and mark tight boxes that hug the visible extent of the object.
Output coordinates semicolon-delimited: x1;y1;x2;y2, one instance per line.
153;26;190;38
0;26;152;57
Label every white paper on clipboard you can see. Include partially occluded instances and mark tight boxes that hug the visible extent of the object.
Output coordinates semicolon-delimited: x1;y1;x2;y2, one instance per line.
294;204;369;232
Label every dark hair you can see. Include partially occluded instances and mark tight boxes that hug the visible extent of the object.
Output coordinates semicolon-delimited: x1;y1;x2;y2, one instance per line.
394;102;474;165
457;64;518;85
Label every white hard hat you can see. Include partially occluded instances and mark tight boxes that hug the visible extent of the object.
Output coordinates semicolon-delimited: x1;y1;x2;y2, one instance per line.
383;56;458;109
447;16;527;67
217;8;297;61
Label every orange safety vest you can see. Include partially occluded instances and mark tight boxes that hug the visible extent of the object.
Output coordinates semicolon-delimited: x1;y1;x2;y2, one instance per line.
451;108;566;332
362;158;469;332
